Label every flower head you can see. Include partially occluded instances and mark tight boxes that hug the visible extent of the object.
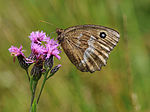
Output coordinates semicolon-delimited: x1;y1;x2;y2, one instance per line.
29;31;47;44
45;39;61;60
8;45;31;69
8;45;25;57
9;31;61;80
31;43;47;59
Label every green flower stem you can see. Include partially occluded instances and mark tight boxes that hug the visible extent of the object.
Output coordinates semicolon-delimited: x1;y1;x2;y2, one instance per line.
25;69;30;82
47;73;54;80
37;70;49;104
30;79;38;109
30;76;33;94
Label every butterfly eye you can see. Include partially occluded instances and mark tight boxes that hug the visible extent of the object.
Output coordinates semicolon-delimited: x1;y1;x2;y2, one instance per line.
100;32;106;39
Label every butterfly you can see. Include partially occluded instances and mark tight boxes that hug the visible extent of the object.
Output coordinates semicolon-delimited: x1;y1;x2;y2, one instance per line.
56;25;120;73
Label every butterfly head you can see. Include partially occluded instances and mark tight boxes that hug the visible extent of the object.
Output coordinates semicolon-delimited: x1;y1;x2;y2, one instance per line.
56;28;64;35
56;28;64;43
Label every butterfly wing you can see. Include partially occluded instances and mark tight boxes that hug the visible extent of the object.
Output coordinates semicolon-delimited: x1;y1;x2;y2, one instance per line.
58;25;120;73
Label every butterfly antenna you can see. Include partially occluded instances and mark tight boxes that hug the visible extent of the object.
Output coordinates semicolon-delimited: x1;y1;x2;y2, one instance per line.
40;20;58;28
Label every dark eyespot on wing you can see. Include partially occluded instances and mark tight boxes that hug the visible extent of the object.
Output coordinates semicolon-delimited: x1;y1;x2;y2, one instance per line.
99;32;106;38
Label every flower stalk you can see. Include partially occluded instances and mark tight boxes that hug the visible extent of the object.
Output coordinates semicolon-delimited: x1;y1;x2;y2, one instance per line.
25;69;30;82
37;70;48;104
30;80;38;107
8;31;61;112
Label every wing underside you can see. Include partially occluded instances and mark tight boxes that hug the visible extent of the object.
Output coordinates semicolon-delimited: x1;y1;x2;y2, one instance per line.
60;25;120;73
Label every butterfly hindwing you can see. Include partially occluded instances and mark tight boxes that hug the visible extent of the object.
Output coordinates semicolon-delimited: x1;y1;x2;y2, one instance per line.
56;25;120;73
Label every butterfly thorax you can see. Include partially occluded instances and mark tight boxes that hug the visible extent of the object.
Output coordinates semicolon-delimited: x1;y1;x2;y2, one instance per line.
56;28;64;43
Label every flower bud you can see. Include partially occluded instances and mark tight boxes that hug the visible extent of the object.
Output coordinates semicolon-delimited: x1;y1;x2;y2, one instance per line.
44;55;53;70
30;59;43;81
50;64;61;75
17;55;30;70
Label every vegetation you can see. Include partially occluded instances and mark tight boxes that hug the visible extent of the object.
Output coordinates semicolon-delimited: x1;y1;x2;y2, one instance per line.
0;0;150;112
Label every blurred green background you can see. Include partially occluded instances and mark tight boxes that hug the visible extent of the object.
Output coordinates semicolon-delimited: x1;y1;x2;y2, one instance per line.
0;0;150;112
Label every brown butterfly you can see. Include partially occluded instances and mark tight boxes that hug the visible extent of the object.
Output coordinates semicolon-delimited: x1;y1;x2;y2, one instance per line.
56;25;120;73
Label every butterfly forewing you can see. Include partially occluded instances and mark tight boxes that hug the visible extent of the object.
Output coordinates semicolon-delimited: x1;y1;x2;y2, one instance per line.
57;25;120;73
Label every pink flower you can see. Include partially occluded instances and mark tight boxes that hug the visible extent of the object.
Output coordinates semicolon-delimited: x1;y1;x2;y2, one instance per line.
9;31;61;64
45;39;61;60
29;31;47;44
8;45;25;57
8;31;61;81
31;43;47;59
57;64;61;68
